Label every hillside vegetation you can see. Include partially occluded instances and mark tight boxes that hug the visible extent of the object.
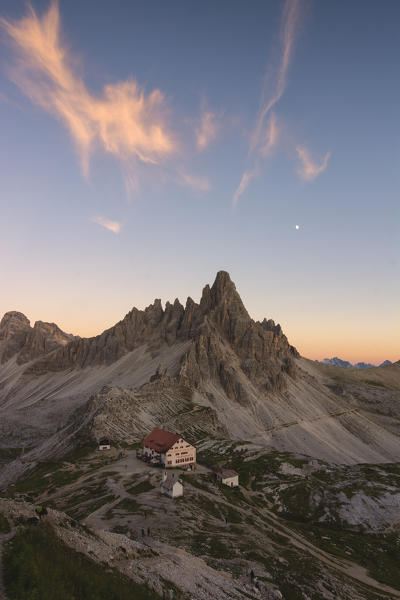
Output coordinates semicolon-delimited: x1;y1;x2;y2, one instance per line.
3;523;159;600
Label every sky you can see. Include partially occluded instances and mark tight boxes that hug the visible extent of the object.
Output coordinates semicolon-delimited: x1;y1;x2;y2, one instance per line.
0;0;399;364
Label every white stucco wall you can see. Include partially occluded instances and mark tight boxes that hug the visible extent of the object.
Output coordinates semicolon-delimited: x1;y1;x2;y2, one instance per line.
221;475;239;487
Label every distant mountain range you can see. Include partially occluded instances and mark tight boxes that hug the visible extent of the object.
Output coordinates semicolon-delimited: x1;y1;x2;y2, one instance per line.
321;357;393;369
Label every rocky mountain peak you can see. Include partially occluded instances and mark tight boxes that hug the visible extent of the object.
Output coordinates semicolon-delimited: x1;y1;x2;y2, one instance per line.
0;311;76;365
144;299;163;325
0;311;31;340
204;271;248;315
11;272;298;405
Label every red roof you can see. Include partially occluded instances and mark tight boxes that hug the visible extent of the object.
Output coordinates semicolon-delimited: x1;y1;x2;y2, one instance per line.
142;428;181;453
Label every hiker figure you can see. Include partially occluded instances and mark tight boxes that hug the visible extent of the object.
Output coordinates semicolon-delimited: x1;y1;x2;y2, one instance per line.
35;505;47;520
147;527;150;536
141;527;145;537
250;569;255;583
253;576;260;593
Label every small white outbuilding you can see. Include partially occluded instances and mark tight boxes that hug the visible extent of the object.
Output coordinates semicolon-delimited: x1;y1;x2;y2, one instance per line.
98;438;111;451
160;470;183;498
216;468;239;487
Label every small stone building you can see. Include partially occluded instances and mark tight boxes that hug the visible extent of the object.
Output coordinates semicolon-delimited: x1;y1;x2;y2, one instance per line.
216;468;239;487
303;459;319;477
160;470;183;498
98;438;111;450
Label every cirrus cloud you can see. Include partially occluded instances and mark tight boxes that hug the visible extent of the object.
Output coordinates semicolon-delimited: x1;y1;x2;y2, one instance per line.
233;112;278;207
250;0;301;157
233;0;302;207
91;216;121;234
296;145;331;181
233;0;331;207
177;169;211;192
0;1;176;179
195;111;218;151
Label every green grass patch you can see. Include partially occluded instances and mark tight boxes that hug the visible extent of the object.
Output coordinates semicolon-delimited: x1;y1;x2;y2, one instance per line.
63;445;96;462
190;531;233;559
191;494;222;520
104;497;146;519
218;483;247;505
110;524;130;535
182;473;211;492
55;480;117;520
126;479;154;495
7;461;86;499
3;523;159;600
0;512;11;533
290;522;400;591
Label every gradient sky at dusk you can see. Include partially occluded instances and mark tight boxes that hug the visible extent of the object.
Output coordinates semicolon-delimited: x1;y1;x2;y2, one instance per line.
0;0;399;364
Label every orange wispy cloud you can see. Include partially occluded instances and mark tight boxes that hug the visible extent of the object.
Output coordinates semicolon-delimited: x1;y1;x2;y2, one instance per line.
91;216;121;234
0;2;175;178
233;0;302;206
296;145;331;181
195;111;217;151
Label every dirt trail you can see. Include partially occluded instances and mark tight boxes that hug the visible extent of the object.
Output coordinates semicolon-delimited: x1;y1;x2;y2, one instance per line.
24;449;400;598
175;476;400;599
85;454;400;598
83;451;156;530
263;408;359;433
238;485;400;598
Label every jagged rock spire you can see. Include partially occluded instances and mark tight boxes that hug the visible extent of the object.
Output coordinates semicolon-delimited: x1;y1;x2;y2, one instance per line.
200;271;248;316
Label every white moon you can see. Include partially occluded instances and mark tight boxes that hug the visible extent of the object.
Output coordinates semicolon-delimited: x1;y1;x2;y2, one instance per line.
295;224;300;230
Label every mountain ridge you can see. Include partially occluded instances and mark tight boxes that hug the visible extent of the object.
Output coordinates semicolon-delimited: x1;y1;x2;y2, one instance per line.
321;357;395;369
1;271;400;482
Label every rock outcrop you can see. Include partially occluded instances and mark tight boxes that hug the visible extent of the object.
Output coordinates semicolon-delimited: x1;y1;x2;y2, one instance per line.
0;311;32;363
0;311;76;364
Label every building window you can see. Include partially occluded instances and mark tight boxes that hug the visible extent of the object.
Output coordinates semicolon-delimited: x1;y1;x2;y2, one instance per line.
167;461;172;465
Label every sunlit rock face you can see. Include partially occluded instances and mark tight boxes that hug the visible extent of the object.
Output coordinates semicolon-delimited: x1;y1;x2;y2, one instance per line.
0;311;76;364
0;311;31;340
17;271;297;402
0;311;31;363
